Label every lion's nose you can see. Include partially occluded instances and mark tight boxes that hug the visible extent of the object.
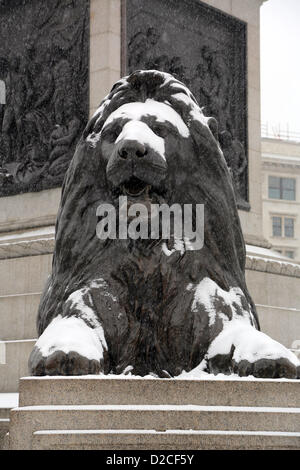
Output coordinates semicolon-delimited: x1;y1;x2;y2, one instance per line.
117;140;147;160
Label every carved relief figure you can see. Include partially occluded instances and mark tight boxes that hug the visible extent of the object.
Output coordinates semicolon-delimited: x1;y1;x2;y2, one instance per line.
49;102;81;176
15;110;49;184
126;6;248;207
128;27;160;71
219;130;248;202
0;0;89;196
193;47;212;112
34;49;55;111
1;55;32;162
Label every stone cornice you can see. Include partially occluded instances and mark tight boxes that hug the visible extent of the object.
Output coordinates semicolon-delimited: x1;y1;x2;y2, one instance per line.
262;160;300;170
0;237;54;260
246;255;300;278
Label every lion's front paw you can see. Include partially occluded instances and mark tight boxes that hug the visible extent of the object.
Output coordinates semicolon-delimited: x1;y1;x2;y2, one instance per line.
209;355;298;379
29;347;102;375
208;322;300;379
233;357;299;379
28;315;107;376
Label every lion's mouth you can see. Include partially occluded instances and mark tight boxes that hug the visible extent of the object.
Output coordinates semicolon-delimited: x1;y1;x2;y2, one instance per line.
122;176;151;197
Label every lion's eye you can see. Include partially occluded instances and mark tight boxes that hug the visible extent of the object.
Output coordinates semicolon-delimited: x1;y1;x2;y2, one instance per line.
102;126;122;143
152;124;168;138
111;130;121;141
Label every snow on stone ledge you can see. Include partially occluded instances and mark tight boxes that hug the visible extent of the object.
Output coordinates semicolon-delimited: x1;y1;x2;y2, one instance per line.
0;393;19;408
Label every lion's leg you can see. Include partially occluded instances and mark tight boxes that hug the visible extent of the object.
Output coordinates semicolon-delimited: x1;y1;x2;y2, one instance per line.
29;283;109;376
207;321;300;379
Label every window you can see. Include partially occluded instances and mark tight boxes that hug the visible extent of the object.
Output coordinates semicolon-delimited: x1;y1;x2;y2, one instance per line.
268;176;296;200
269;176;281;199
274;248;295;259
284;218;294;238
285;250;295;259
272;217;282;237
272;216;295;238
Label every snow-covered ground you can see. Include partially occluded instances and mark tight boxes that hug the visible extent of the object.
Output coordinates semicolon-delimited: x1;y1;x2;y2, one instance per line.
20;372;299;382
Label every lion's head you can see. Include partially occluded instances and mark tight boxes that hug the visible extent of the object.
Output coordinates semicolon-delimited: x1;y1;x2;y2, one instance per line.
37;70;258;338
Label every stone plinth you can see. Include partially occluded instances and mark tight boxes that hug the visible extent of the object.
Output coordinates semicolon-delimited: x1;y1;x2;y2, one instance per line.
19;376;300;408
31;430;300;451
7;376;300;450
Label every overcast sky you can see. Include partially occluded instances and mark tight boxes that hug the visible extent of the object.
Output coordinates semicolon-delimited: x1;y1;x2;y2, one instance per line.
260;0;300;136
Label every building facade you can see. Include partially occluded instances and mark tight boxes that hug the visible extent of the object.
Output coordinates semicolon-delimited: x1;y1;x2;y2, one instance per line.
262;137;300;261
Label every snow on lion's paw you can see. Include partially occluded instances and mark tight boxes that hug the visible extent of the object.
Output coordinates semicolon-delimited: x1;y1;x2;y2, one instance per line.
207;321;300;379
28;316;107;376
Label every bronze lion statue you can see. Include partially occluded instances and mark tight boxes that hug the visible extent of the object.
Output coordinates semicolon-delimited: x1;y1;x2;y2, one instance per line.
29;70;300;379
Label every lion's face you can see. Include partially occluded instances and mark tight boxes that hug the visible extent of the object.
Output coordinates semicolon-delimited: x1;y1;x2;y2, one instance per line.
81;70;224;209
98;99;192;203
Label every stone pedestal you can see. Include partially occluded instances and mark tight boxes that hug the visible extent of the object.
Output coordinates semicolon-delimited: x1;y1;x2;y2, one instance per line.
0;246;52;392
246;253;300;355
7;376;300;450
0;0;265;241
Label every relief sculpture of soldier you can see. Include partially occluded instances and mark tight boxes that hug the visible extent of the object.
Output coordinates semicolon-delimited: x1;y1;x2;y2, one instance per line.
128;27;160;72
48;60;81;177
193;46;232;133
15;111;49;185
193;45;247;202
34;49;54;112
1;54;33;164
17;58;81;183
15;44;52;184
219;130;248;203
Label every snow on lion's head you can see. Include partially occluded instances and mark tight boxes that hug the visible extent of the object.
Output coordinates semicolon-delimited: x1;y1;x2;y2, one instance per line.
37;70;259;336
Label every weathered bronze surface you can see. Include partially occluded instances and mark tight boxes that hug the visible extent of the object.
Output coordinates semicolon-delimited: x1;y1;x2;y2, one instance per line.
29;71;299;379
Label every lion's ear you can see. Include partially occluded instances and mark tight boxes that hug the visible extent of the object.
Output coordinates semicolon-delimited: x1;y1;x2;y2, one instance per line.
207;117;219;141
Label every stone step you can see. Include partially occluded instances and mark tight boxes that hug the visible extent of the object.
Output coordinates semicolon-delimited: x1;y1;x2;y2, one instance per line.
0;419;9;450
0;394;19;449
9;404;300;449
31;429;300;450
0;293;40;341
0;254;52;296
0;408;10;419
0;340;35;393
19;376;300;408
